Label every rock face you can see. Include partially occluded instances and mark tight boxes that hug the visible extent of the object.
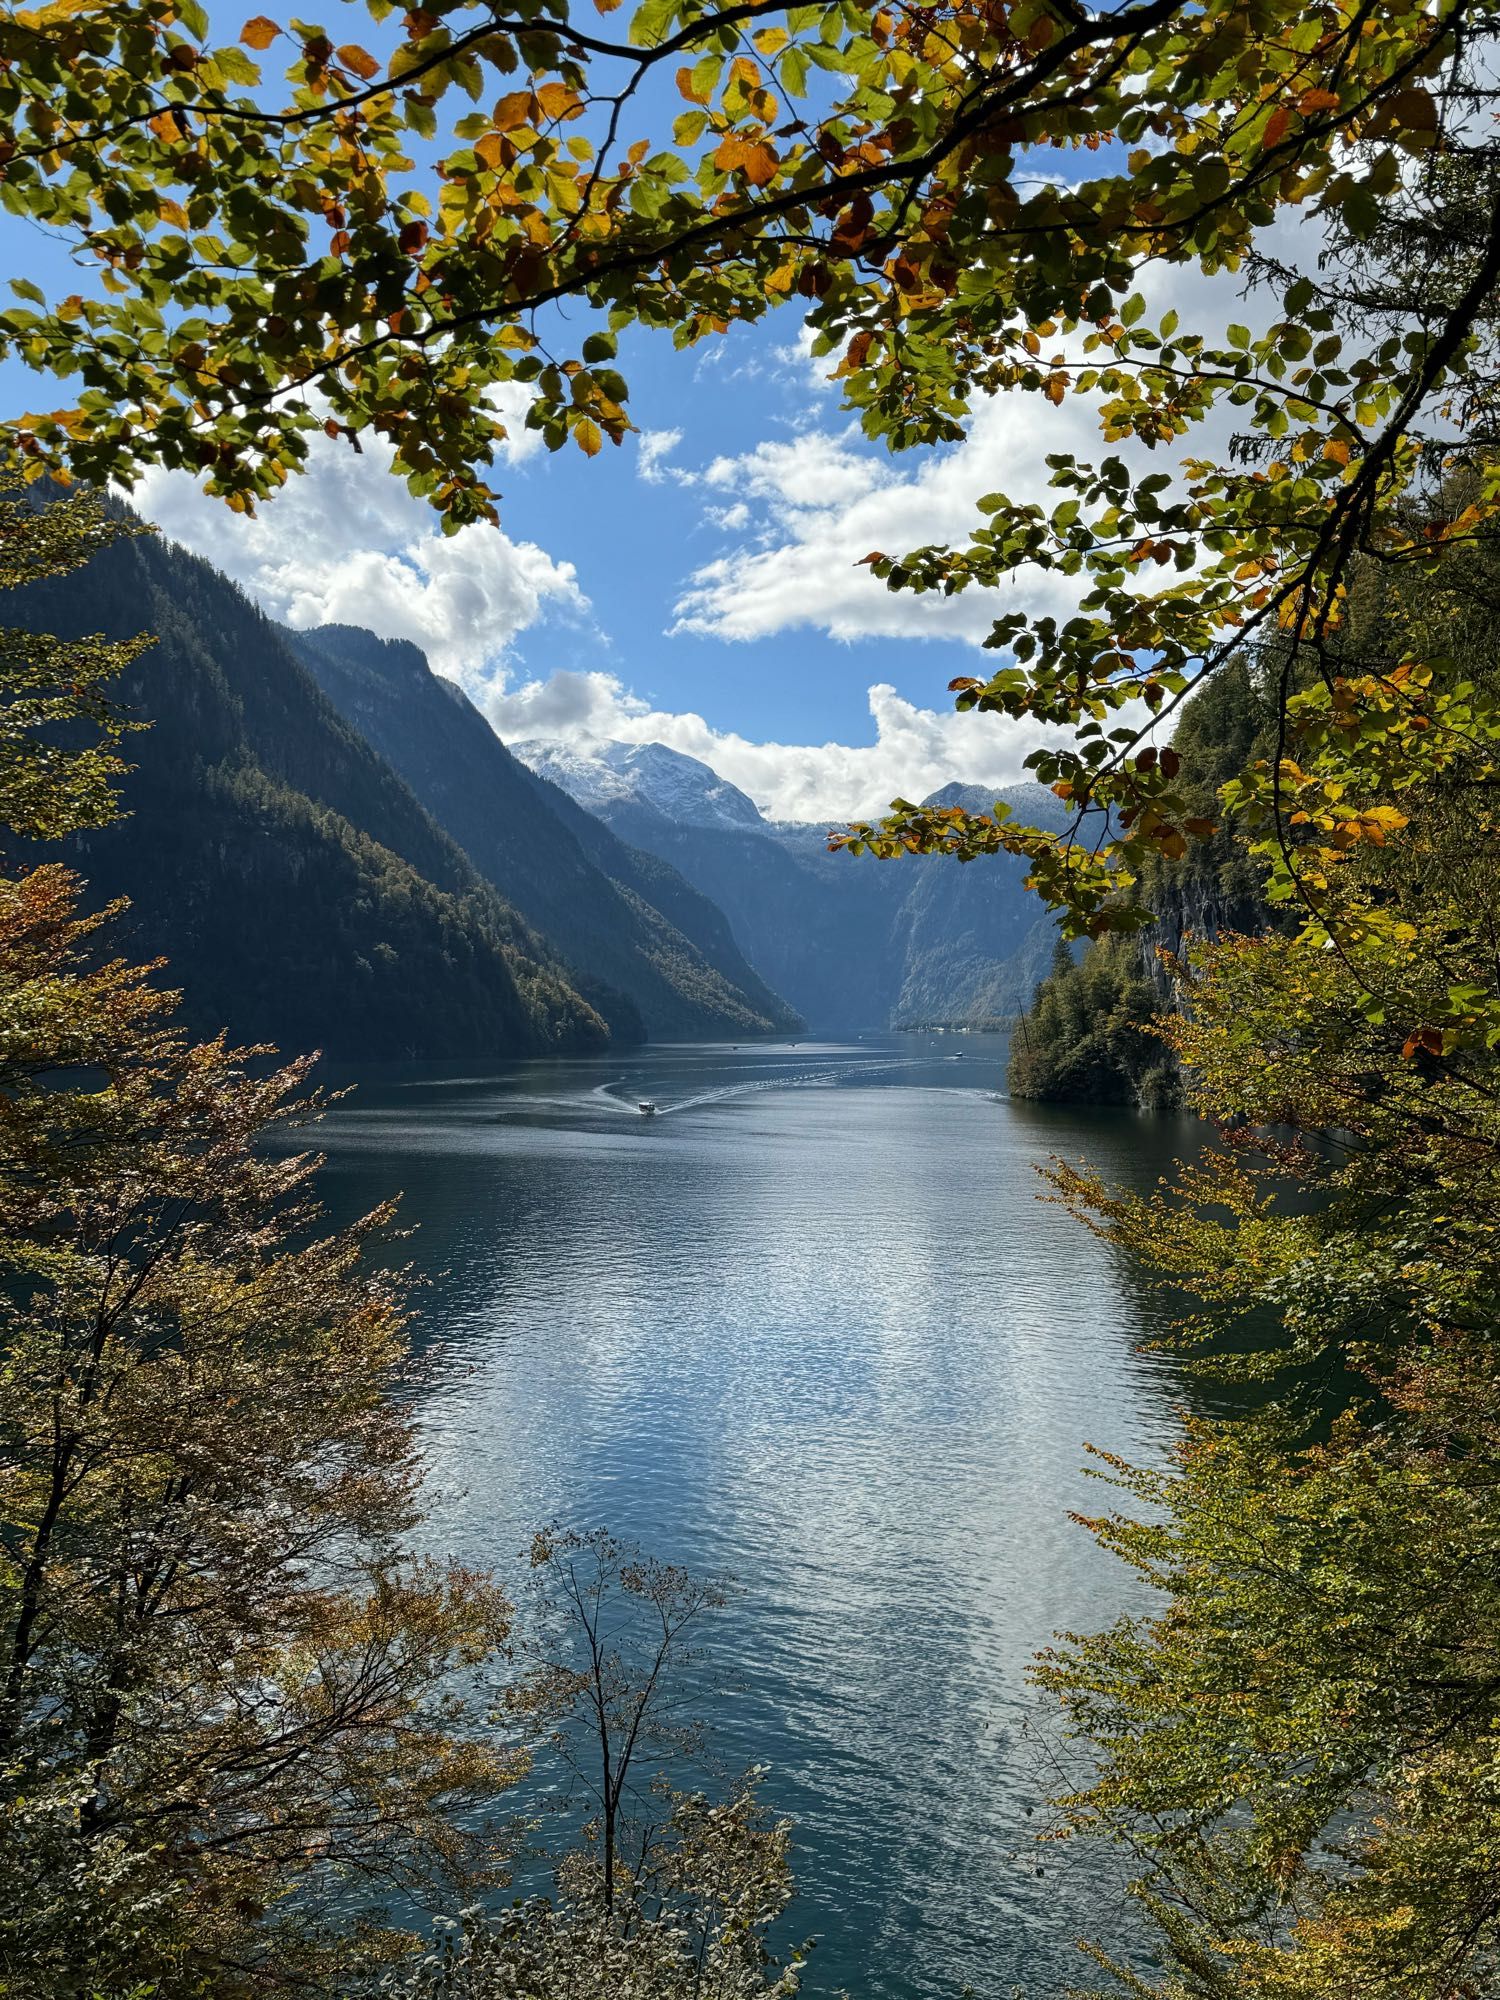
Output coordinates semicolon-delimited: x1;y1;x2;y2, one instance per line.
516;744;1072;1032
289;627;800;1041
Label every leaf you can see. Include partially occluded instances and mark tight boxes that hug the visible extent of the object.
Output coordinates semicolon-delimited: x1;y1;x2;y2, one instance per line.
534;81;583;122
713;134;778;186
492;91;534;132
239;13;279;46
575;415;602;456
1298;87;1339;115
336;42;380;80
1384;85;1438;133
1262;104;1289;149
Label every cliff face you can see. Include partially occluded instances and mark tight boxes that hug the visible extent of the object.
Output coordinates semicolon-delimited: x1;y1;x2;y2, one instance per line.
1008;662;1277;1109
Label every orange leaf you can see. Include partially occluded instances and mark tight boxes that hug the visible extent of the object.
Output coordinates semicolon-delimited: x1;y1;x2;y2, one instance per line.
492;90;534;132
398;219;429;254
1262;104;1289;149
1322;436;1351;465
713;134;778;186
475;131;506;170
336;42;379;79
240;14;279;48
1298;87;1339;115
1384;85;1437;132
535;80;583;122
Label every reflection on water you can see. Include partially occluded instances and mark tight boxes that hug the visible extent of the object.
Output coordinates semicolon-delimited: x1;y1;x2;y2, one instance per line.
298;1038;1203;1998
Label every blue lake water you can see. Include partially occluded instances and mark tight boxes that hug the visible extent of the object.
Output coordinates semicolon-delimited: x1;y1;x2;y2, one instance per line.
304;1038;1199;1998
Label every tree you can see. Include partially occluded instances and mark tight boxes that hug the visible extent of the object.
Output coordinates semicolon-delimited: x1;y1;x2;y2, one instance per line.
0;482;525;1998
507;1528;732;1918
0;0;1490;953
387;1529;802;2000
1007;934;1172;1109
1022;528;1500;1995
378;1779;801;2000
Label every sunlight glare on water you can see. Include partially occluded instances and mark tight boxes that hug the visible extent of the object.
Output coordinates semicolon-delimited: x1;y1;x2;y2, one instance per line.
302;1038;1198;1999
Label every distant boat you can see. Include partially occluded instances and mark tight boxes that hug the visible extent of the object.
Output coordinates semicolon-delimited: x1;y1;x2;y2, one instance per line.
638;1100;658;1117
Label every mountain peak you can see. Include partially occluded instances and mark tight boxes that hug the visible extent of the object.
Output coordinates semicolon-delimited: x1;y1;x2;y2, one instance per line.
514;738;767;832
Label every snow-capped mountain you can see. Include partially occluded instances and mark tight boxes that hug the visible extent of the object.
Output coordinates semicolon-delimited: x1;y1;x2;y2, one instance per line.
513;739;768;833
510;739;1068;1031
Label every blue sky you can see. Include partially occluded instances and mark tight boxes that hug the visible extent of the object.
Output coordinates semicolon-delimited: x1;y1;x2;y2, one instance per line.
0;38;1279;820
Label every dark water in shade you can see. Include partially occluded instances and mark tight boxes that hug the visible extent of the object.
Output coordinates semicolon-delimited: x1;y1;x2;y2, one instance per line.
300;1038;1204;2000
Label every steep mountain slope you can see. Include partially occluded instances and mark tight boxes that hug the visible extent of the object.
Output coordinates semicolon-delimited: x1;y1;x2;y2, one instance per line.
517;743;1068;1030
9;518;607;1060
287;625;799;1039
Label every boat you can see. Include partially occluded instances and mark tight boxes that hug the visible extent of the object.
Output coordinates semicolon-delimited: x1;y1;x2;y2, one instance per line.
638;1100;658;1117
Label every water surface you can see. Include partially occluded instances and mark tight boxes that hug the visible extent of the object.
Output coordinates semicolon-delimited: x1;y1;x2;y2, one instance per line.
305;1038;1199;1998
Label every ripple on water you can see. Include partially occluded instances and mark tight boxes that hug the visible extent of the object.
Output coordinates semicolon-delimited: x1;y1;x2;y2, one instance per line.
298;1043;1196;1999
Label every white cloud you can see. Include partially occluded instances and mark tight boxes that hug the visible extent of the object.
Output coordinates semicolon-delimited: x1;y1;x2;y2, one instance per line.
129;416;586;681
482;668;1061;822
674;393;1098;645
636;427;685;483
672;227;1309;647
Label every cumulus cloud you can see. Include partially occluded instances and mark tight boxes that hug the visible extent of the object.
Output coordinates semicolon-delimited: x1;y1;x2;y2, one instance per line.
670;228;1306;647
483;668;1059;822
129;413;587;681
673;392;1098;645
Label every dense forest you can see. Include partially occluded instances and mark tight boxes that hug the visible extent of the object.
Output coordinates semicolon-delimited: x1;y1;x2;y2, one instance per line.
3;0;1500;1997
1007;661;1275;1106
8;518;612;1059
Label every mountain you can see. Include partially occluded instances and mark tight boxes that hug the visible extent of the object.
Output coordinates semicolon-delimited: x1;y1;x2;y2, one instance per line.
516;743;1069;1031
286;625;799;1041
527;739;767;831
9;518;608;1061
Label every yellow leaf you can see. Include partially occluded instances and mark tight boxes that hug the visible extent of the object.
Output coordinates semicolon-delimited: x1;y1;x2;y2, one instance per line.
1322;437;1351;466
575;416;602;456
534;80;583;122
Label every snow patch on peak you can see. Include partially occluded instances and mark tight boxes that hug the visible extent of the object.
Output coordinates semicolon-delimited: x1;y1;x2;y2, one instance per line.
514;738;768;832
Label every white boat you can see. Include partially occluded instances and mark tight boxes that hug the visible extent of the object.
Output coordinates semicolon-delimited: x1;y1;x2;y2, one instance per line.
638;1100;658;1117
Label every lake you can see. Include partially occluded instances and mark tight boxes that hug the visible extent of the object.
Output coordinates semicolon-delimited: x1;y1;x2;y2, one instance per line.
303;1037;1200;1999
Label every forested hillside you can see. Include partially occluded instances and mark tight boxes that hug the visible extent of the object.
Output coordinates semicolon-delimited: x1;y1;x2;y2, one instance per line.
1008;662;1276;1106
8;519;609;1059
289;624;800;1040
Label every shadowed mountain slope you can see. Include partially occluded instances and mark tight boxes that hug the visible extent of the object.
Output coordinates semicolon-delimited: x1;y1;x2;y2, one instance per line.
287;624;800;1040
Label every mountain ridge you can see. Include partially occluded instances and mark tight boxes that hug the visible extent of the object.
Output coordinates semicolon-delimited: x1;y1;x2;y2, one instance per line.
517;737;1069;1030
289;625;800;1040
